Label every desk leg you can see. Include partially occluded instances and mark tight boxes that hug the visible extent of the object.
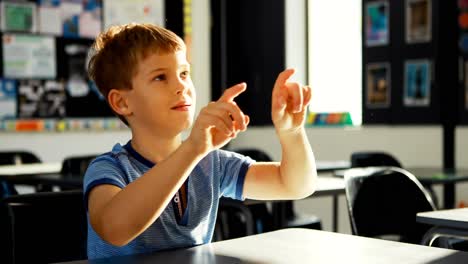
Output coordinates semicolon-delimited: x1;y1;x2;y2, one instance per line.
333;195;338;232
443;183;455;209
272;202;285;230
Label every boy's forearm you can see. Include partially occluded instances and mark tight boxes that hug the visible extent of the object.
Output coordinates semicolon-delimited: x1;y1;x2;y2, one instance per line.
98;141;205;246
277;128;317;199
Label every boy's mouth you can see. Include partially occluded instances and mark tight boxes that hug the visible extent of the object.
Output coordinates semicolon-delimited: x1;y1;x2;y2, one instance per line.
171;102;192;111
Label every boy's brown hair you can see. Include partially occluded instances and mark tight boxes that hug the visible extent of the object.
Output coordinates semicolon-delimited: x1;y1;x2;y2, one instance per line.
87;23;186;126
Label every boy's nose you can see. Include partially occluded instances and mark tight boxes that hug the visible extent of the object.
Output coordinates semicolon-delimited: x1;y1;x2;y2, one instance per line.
175;81;189;95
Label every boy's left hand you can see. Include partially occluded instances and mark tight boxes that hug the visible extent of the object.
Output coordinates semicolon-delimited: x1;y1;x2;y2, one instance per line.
271;68;312;134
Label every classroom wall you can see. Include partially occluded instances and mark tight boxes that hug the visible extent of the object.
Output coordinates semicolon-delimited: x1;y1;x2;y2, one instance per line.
0;0;466;233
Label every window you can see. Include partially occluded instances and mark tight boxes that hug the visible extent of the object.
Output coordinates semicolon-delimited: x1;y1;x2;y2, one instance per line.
307;0;362;125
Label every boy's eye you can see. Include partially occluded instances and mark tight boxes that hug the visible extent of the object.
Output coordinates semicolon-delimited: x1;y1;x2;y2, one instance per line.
153;74;166;81
180;71;190;78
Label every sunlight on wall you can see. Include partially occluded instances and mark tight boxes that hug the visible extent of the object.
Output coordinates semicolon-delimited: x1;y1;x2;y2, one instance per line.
308;0;362;125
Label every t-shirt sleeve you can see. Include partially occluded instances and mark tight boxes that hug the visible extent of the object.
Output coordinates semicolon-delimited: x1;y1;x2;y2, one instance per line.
217;150;255;201
83;156;128;211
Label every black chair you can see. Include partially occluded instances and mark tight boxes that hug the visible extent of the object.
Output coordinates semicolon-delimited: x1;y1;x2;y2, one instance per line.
61;154;98;176
213;197;255;242
0;190;87;264
351;151;402;168
232;148;322;232
344;167;436;244
0;151;41;165
350;151;439;209
0;151;42;198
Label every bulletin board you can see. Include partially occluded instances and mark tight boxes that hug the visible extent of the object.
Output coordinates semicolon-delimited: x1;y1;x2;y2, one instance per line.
362;0;462;125
0;0;186;132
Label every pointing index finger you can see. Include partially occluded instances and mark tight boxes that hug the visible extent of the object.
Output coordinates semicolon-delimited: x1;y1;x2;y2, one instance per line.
273;68;295;94
218;83;247;102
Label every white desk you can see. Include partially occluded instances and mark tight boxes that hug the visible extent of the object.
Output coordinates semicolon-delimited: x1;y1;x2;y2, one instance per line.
0;163;346;231
316;160;350;172
58;228;468;264
417;208;468;246
0;163;62;176
0;160;348;176
246;176;345;232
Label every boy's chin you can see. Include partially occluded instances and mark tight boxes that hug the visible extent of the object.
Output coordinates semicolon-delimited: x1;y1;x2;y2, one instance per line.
181;119;194;131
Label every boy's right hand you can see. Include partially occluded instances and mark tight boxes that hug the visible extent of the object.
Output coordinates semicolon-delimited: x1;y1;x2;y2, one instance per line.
187;83;249;155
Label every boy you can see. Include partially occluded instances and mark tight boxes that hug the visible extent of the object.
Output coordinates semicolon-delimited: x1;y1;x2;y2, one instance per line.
84;23;317;259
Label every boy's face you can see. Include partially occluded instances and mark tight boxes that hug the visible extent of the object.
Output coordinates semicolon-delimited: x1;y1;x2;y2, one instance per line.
126;50;195;136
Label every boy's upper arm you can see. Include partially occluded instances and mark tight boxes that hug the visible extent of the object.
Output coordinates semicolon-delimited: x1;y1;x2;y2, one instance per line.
88;184;122;233
83;157;127;210
243;162;292;200
83;157;127;235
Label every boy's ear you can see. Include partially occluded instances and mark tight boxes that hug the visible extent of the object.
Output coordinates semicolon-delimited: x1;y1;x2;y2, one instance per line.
108;89;132;116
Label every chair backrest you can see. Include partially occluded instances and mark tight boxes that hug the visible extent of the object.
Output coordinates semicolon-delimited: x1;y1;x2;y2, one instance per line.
351;151;402;168
232;148;273;162
0;151;41;165
0;190;87;264
231;148;275;233
0;151;42;198
213;197;255;242
61;155;97;176
344;167;436;244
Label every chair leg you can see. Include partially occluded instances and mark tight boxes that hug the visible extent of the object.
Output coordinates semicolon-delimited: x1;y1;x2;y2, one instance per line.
0;180;18;198
421;226;468;247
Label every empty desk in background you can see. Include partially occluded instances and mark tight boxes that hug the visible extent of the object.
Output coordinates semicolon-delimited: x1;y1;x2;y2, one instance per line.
0;162;82;190
334;167;468;209
417;208;468;246
409;168;468;209
0;162;348;231
246;176;345;232
0;163;61;176
316;160;350;172
55;228;468;264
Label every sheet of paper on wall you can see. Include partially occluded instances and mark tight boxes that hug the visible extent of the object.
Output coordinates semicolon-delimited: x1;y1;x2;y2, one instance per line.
0;79;17;120
0;1;37;33
79;0;102;38
38;0;62;35
3;34;57;79
103;0;164;29
18;80;66;118
61;1;83;38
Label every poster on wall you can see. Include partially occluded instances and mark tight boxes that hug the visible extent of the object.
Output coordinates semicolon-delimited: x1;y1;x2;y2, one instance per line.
61;0;83;38
38;0;62;35
406;0;432;43
0;1;37;33
366;62;391;108
38;0;102;38
2;34;56;79
103;0;164;29
0;79;17;120
60;42;113;117
79;0;102;38
404;59;431;107
365;1;389;47
18;80;66;118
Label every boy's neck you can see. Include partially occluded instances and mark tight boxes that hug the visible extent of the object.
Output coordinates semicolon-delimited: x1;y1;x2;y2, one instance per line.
130;133;182;164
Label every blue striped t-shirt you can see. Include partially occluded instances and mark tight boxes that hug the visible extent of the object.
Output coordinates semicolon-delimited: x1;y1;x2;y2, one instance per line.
83;141;253;259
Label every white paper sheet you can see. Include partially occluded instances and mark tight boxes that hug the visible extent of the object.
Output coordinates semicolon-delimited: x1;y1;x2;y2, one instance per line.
3;34;56;79
103;0;164;29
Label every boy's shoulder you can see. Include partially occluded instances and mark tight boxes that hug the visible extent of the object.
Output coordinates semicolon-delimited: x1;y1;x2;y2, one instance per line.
86;142;132;172
91;143;127;162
